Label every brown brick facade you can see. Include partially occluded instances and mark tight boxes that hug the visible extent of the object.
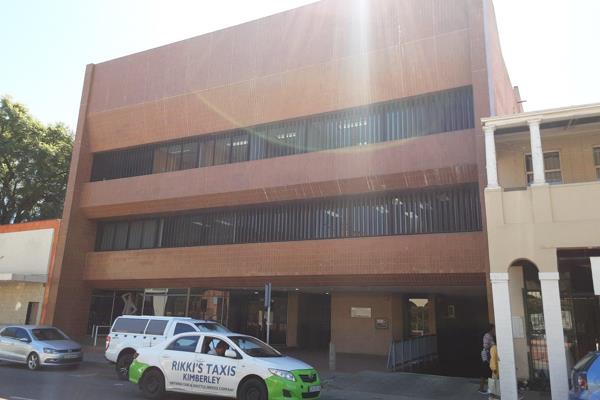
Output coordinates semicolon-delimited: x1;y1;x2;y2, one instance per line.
85;232;487;285
46;0;519;337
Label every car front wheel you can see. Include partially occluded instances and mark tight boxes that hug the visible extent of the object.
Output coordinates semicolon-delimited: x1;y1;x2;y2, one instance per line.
27;353;41;371
140;368;165;400
238;378;268;400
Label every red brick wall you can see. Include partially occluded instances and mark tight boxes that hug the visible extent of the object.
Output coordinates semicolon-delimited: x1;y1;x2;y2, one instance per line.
84;232;487;284
80;130;478;218
84;0;475;152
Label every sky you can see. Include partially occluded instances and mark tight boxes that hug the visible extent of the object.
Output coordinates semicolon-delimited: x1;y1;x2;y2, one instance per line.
1;0;599;131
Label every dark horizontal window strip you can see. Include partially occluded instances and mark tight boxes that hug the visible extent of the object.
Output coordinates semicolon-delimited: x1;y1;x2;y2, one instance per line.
95;184;481;251
90;86;474;181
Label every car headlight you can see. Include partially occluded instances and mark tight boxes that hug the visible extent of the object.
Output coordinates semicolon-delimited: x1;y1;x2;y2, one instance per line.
269;369;295;382
43;347;58;354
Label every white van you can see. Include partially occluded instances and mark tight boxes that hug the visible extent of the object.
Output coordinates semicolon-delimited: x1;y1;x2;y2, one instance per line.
105;316;230;380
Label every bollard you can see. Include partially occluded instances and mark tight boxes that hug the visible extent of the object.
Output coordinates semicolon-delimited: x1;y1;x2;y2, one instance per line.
329;342;336;372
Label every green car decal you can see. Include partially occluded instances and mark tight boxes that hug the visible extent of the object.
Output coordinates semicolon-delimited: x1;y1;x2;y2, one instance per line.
265;369;321;400
129;359;150;384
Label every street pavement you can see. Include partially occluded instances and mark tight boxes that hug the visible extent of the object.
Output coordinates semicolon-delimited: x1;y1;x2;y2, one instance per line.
0;358;168;400
0;355;550;400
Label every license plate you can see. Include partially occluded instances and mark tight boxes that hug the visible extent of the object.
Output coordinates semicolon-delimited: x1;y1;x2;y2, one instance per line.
309;385;321;393
64;353;79;359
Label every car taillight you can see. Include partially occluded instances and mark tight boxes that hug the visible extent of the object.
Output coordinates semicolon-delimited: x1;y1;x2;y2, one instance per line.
578;374;588;391
105;335;111;351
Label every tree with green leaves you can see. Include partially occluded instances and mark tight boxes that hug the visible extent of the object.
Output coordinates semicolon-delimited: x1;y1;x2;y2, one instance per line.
0;96;73;224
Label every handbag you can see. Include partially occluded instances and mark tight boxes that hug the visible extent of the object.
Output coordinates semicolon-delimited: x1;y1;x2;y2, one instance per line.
488;377;501;396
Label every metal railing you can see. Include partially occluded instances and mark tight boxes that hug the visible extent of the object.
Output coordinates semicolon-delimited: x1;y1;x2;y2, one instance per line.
92;324;112;347
387;335;438;371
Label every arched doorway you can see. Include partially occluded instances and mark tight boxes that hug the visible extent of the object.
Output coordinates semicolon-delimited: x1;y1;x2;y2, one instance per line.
508;259;550;391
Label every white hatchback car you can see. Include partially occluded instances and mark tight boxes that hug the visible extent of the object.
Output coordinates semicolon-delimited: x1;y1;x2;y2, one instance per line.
129;332;321;400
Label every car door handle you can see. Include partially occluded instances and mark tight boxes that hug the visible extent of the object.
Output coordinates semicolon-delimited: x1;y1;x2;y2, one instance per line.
161;355;171;359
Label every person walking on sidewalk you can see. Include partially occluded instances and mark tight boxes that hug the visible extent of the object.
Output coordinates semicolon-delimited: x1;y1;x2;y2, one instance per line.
488;343;500;399
479;324;496;394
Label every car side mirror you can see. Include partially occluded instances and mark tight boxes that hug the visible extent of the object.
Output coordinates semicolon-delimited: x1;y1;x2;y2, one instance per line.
225;349;237;359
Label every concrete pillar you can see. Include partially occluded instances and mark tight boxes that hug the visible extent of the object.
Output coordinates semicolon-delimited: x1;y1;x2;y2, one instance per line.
590;257;600;295
484;125;499;188
528;119;546;185
490;272;519;400
286;292;299;347
508;267;529;380
539;272;569;400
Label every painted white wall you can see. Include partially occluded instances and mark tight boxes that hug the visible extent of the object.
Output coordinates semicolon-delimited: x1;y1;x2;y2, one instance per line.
0;228;54;275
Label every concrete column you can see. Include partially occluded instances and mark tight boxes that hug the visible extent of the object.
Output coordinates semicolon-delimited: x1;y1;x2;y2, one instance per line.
539;272;569;400
590;257;600;295
528;119;546;185
286;292;299;347
490;272;519;400
484;125;499;188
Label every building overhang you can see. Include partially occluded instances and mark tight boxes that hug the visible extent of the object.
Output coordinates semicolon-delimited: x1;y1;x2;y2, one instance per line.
0;273;48;283
80;130;480;219
481;102;600;135
482;102;600;128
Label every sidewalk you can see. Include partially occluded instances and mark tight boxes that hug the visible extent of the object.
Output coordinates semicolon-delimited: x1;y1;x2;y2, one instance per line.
83;345;106;364
321;370;550;400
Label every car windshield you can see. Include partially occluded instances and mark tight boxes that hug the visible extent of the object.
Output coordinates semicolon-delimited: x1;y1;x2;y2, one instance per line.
194;322;230;333
573;352;598;371
229;336;282;358
31;328;67;341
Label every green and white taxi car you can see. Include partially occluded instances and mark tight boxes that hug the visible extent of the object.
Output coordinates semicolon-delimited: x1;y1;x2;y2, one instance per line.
129;332;321;400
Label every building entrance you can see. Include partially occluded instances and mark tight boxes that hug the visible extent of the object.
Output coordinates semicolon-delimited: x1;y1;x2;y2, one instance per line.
228;290;288;345
559;250;600;361
297;293;331;350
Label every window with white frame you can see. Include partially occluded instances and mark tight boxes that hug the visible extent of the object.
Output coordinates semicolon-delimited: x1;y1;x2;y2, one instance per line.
525;151;562;185
594;147;600;181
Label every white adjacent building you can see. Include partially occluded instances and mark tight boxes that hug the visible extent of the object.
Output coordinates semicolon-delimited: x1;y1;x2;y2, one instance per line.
482;104;600;400
0;220;60;325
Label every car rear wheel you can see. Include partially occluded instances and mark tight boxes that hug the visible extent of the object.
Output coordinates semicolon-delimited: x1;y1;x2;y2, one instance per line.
27;353;41;371
140;368;165;400
238;378;268;400
116;352;134;380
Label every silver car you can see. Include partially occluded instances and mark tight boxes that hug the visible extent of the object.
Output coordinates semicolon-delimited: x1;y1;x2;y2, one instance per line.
0;325;82;370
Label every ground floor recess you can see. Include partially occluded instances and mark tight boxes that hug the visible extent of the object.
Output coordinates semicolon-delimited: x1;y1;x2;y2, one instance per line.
87;285;490;378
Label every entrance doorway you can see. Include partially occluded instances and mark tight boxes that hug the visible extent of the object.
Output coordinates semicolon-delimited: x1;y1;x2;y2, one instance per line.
228;290;288;345
25;302;40;324
559;250;600;361
297;293;331;350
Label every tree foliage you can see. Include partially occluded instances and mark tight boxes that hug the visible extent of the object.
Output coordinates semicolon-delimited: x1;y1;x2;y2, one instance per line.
0;96;73;224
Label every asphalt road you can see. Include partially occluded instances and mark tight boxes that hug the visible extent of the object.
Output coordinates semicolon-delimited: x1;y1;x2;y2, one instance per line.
0;359;218;400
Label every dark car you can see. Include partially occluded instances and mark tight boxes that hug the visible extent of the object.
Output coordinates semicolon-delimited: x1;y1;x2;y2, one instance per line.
570;352;600;400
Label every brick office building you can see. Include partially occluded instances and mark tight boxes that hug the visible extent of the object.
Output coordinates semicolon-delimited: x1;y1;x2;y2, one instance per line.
46;0;520;375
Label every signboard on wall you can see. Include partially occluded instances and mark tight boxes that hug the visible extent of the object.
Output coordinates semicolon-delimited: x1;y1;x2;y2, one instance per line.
351;307;372;318
375;318;389;329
